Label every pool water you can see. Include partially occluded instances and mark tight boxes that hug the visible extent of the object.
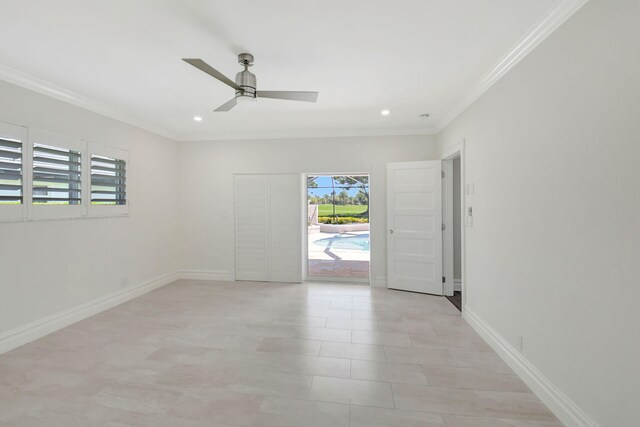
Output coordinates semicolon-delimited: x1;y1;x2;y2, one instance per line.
313;234;370;251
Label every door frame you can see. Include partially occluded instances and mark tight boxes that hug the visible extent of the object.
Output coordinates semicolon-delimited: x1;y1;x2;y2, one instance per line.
302;172;372;284
441;140;466;313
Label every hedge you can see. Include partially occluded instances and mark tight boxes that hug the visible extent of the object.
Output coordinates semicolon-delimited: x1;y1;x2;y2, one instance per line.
318;216;369;224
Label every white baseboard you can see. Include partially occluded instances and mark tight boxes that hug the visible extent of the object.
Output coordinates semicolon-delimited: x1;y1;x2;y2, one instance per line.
0;271;181;355
463;308;599;427
177;269;234;281
371;276;387;288
454;279;462;292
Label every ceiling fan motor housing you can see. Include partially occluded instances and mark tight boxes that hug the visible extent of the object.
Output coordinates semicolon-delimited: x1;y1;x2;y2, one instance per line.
235;53;257;101
235;69;257;101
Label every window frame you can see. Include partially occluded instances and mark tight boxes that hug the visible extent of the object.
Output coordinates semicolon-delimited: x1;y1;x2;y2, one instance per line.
0;121;27;222
29;129;88;220
88;143;129;217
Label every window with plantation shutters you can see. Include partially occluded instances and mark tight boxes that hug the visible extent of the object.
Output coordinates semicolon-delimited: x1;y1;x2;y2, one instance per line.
32;144;82;205
0;137;23;204
91;154;126;205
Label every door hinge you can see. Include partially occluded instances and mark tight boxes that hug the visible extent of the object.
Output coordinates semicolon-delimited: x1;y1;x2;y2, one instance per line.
442;276;446;283
441;223;445;231
441;170;445;178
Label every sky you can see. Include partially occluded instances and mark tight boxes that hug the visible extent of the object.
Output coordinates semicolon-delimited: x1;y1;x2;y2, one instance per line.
307;175;368;198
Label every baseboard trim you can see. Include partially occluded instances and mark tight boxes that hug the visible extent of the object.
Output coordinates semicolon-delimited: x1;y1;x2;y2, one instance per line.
463;308;599;427
177;269;234;281
0;271;180;355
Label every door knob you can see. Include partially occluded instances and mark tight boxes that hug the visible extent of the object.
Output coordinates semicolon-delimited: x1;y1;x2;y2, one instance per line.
389;229;394;234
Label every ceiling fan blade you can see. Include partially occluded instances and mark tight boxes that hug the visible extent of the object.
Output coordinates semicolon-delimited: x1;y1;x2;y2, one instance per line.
182;58;240;90
214;97;238;112
256;91;319;103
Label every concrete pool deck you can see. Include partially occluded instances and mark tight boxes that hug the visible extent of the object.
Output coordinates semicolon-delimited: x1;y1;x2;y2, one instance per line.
308;230;370;278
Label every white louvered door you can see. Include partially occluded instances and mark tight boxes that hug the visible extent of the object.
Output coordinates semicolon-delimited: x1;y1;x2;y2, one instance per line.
235;174;302;283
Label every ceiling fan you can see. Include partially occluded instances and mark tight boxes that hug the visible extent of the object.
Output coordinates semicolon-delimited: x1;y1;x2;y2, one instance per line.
182;53;319;112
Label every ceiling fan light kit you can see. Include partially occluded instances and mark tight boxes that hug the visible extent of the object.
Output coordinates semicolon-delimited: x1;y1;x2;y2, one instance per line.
182;53;319;112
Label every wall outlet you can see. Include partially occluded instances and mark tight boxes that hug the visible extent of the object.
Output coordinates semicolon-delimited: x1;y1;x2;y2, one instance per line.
516;336;524;352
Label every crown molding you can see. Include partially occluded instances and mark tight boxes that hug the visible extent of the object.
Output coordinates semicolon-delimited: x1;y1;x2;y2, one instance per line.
433;0;590;134
0;64;179;141
179;126;436;142
0;0;589;142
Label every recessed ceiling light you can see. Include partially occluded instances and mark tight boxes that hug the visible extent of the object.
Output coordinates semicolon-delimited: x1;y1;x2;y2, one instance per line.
381;109;390;116
193;116;203;122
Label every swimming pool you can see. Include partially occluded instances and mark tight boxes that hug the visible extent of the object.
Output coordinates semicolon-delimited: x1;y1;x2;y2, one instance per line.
313;234;370;251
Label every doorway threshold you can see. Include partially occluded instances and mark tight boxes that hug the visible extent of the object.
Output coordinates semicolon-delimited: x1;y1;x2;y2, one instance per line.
446;291;462;312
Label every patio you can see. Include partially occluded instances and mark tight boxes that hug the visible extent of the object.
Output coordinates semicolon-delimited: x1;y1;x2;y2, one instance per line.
308;230;370;278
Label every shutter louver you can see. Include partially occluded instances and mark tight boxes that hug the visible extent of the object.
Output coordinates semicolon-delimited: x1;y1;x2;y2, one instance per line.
32;143;82;205
91;155;126;205
0;138;23;204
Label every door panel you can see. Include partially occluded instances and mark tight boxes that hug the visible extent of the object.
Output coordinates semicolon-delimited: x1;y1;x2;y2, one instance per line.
387;161;443;295
235;175;269;281
268;174;302;283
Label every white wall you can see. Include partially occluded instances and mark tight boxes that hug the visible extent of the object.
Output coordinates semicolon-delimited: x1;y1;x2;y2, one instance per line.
177;135;438;285
0;80;181;339
437;0;640;425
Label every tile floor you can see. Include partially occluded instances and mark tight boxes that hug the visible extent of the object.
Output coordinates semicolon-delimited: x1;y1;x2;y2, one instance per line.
0;280;562;426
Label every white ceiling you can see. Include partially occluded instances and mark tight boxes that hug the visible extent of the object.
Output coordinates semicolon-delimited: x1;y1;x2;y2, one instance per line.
0;0;567;141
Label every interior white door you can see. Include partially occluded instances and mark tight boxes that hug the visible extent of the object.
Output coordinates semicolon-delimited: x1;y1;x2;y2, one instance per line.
387;161;443;294
235;174;302;283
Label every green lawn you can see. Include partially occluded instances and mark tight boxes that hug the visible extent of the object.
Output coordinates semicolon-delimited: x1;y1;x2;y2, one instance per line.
317;204;368;216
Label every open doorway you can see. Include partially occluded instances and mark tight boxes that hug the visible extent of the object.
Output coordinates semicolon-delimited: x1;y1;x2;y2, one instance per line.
447;157;463;310
306;175;370;281
442;142;465;312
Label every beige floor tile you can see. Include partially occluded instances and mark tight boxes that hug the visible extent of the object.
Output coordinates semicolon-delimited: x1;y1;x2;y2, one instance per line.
351;360;428;384
384;346;452;366
410;332;492;352
271;353;351;378
320;341;387;361
93;382;183;415
447;348;514;373
0;280;559;425
350;405;445;427
170;388;264;425
325;318;379;331
377;320;439;335
293;326;352;343
352;330;412;347
442;414;564;427
309;376;395;408
392;383;487;415
423;365;530;392
257;337;322;356
252;396;350;427
352;310;404;321
475;390;559;421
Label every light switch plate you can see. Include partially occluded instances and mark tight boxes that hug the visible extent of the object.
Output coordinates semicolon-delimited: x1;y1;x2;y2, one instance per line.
467;182;475;195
